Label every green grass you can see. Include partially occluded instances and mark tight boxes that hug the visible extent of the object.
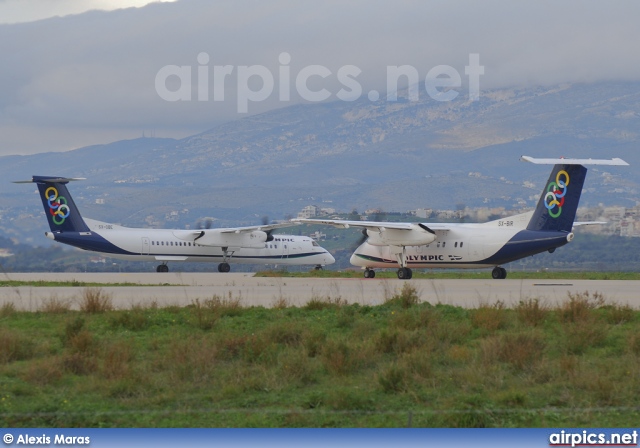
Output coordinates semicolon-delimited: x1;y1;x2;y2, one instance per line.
2;287;640;427
256;269;640;280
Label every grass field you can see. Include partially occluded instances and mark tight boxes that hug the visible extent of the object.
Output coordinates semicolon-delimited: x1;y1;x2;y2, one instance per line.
1;285;640;427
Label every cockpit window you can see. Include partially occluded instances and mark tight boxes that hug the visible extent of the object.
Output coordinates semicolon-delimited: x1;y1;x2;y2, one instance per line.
312;241;319;247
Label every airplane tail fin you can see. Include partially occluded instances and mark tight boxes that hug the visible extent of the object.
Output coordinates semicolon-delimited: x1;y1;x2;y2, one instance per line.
521;156;628;232
14;176;90;233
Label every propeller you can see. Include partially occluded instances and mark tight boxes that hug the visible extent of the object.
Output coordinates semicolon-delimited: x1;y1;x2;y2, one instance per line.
194;217;213;241
197;217;213;230
349;228;368;251
262;216;275;242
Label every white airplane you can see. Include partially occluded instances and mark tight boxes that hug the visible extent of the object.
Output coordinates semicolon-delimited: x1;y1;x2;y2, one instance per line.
14;176;335;272
294;156;628;279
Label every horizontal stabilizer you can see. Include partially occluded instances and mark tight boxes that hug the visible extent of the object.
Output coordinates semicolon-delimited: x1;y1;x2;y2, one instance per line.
12;176;86;184
573;221;607;227
520;156;629;166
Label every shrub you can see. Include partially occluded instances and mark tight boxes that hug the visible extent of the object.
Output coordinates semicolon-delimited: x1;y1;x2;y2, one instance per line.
101;340;134;380
563;321;608;355
61;317;86;347
109;309;149;331
0;329;35;363
385;283;420;308
278;348;317;385
0;301;16;318
190;298;218;330
471;301;508;332
480;332;546;371
558;291;605;324
304;295;347;311
79;288;113;313
378;363;408;393
202;292;244;317
39;296;71;314
516;298;549;327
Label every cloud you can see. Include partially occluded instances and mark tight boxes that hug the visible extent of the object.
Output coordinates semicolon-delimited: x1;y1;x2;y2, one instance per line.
1;0;640;156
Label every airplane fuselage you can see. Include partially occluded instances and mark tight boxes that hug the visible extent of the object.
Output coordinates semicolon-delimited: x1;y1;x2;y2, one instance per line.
47;218;334;267
351;212;573;269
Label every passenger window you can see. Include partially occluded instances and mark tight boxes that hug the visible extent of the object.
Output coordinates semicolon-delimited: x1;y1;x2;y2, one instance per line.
461;242;464;247
454;242;458;248
442;242;446;248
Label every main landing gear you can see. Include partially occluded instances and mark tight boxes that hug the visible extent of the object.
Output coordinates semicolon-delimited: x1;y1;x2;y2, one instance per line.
364;246;414;280
363;267;412;279
156;263;169;273
394;246;412;280
492;266;507;279
217;246;235;273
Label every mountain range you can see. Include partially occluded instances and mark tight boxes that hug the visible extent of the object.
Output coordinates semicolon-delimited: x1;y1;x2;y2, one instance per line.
2;81;639;245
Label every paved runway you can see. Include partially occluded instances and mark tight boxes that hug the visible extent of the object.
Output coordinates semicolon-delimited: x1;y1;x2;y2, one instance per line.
1;272;639;311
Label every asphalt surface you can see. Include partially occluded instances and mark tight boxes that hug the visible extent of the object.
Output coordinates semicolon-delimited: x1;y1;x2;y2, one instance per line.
1;272;639;311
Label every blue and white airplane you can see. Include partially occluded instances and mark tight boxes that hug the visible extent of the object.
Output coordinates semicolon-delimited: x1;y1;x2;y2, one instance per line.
294;156;628;279
15;176;335;272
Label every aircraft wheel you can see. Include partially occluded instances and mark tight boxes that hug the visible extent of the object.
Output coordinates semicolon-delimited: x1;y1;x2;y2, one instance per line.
156;264;169;273
364;269;376;279
397;267;412;279
218;262;231;273
492;266;507;279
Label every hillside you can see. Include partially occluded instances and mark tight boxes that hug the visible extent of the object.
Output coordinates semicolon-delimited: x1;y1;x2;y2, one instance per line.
2;81;639;245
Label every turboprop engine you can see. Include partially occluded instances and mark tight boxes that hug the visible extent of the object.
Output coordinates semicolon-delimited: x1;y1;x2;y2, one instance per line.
174;230;268;249
364;224;437;247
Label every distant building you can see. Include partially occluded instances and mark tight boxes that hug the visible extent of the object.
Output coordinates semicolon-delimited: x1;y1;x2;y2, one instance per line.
309;231;326;241
297;205;319;219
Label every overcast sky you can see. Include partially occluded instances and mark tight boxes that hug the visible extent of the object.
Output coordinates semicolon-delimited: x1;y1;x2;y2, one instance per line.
2;0;640;156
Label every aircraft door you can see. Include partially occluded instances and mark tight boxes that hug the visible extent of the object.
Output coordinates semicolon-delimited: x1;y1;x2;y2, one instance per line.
467;238;482;261
142;237;150;255
282;241;290;260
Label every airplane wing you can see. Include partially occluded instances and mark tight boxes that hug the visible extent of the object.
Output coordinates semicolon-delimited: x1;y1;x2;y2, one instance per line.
218;222;300;234
292;218;432;233
172;222;300;247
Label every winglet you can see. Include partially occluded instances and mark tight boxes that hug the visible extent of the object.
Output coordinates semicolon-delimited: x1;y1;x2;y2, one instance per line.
520;156;629;166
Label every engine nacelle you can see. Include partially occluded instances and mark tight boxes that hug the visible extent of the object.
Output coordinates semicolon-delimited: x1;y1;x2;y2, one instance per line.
177;230;268;248
365;225;437;247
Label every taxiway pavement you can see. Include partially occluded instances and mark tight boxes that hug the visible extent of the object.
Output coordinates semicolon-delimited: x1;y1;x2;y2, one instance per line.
1;272;638;311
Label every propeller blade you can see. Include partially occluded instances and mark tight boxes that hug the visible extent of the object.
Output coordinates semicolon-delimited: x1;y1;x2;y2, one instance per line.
349;228;368;251
197;218;213;230
261;216;275;241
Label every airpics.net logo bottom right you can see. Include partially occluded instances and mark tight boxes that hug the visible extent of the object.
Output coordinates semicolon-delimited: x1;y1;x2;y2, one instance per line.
155;53;484;113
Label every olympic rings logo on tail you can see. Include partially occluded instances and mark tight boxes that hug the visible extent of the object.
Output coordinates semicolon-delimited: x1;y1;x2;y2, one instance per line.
45;186;71;225
544;170;570;218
